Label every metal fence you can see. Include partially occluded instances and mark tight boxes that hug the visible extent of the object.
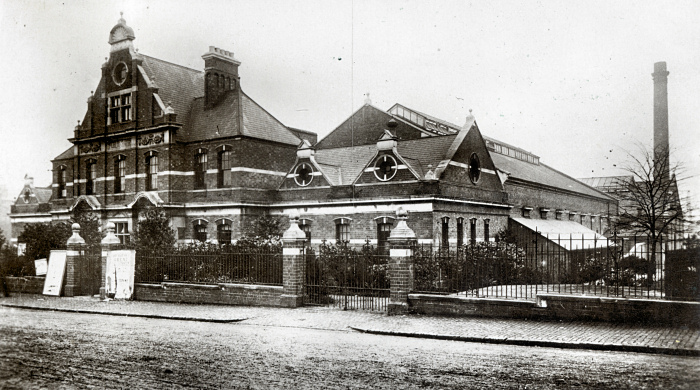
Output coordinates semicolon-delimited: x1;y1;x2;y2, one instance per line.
413;233;698;301
305;243;390;311
135;247;283;286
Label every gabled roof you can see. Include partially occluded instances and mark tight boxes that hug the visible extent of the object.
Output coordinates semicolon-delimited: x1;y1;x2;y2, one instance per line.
312;134;457;185
313;144;377;185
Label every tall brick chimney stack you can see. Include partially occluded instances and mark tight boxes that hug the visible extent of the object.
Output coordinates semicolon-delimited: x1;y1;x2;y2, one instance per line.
652;61;670;180
202;46;241;107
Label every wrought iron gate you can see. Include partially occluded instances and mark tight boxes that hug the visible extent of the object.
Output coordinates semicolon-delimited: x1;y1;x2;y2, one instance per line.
304;244;390;311
79;248;102;296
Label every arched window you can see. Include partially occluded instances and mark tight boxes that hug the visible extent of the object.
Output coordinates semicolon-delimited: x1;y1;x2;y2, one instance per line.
484;219;490;242
335;218;351;244
377;219;393;251
86;160;97;195
217;223;232;244
114;156;126;194
470;218;477;245
195;150;207;189
218;150;231;188
146;154;158;191
456;217;464;247
300;219;312;245
441;217;449;248
57;166;67;198
193;220;208;242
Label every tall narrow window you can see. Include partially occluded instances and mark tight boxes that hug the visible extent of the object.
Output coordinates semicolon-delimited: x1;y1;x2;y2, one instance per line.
300;220;311;245
217;223;232;244
195;151;207;189
335;219;350;244
86;161;96;195
470;218;477;245
441;217;449;248
377;222;392;251
218;150;231;188
115;222;130;245
456;217;464;247
484;219;490;242
146;155;158;191
195;225;207;242
114;157;126;193
57;166;66;198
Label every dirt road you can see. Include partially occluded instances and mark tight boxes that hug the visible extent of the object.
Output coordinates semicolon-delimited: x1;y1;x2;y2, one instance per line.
1;307;698;389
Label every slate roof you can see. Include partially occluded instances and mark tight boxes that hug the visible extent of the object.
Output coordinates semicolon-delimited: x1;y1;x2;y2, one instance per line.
314;144;377;185
312;135;456;185
53;146;74;161
489;152;615;200
140;54;203;120
181;88;301;145
35;188;53;204
240;92;301;145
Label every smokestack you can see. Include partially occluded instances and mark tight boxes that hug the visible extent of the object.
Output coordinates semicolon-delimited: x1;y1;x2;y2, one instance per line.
652;61;670;180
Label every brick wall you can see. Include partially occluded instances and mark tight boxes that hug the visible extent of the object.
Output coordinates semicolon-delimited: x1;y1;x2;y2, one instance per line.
408;293;700;327
134;282;283;306
5;276;45;294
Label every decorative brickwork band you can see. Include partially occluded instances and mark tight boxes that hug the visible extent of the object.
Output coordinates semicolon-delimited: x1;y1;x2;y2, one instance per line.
64;223;85;297
281;211;308;308
100;222;121;299
388;207;417;315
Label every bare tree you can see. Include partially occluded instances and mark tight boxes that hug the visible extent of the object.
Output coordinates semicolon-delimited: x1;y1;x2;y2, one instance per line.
615;145;689;281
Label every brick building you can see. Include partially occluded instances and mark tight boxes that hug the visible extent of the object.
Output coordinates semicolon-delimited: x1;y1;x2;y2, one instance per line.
9;16;617;248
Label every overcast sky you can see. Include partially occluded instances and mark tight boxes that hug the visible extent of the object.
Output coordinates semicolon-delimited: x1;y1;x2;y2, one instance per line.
1;0;698;219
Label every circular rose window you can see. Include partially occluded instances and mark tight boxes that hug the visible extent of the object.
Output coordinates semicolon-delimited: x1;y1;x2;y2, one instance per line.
112;62;128;86
469;153;481;183
374;155;397;181
294;163;314;186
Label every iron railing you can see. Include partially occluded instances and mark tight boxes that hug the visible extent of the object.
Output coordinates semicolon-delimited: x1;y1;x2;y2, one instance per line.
305;243;390;311
413;233;698;301
135;247;283;286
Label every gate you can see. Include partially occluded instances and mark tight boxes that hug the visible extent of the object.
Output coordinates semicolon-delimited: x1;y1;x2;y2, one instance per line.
304;244;390;311
78;247;102;296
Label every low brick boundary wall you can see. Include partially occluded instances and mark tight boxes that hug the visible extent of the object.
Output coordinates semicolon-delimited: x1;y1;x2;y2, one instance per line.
409;293;700;327
134;282;283;307
4;276;45;294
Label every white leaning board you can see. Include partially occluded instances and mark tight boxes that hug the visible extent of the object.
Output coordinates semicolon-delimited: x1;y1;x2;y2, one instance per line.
42;250;67;296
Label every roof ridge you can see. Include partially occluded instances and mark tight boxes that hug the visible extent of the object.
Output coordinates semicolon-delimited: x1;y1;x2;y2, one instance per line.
240;90;300;142
140;54;203;74
537;161;618;201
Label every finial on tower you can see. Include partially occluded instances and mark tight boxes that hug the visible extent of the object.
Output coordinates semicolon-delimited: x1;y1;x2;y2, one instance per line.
364;92;372;105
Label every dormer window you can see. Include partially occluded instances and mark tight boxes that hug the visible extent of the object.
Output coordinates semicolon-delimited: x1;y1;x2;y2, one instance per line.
294;163;314;187
109;93;132;124
374;155;397;181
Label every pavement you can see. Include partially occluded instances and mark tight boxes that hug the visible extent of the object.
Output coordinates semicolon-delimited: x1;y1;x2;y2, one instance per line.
2;293;699;357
